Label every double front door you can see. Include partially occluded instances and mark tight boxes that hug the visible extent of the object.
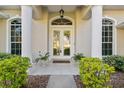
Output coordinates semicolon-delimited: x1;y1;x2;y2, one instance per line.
51;28;73;59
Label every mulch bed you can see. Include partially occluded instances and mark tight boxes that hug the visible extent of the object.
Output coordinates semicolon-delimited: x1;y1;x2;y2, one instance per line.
74;71;124;88
110;71;124;88
25;75;50;88
73;75;83;88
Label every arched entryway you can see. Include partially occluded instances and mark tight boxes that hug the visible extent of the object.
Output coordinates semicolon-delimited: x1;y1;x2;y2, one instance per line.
49;16;74;61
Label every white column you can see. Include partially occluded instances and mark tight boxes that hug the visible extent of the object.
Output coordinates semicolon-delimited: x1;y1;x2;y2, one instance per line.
21;6;32;62
91;5;103;58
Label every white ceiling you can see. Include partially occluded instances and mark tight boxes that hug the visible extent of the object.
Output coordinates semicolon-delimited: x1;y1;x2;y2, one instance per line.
0;5;124;11
104;5;124;10
44;5;78;12
0;5;20;10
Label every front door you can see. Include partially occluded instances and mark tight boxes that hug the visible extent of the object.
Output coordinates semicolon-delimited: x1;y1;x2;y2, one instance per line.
52;28;73;60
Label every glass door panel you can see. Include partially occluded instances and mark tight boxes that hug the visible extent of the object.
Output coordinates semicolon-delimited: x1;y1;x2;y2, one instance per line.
53;30;61;56
63;31;71;56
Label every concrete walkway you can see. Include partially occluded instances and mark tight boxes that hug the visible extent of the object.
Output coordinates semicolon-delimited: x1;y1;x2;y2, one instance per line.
28;63;79;75
47;75;77;88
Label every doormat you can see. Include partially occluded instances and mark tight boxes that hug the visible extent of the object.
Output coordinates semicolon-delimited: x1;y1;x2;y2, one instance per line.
53;61;70;63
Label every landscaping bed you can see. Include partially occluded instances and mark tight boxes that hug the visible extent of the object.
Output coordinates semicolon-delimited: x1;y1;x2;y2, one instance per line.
26;75;50;88
74;71;124;88
73;75;83;88
110;71;124;88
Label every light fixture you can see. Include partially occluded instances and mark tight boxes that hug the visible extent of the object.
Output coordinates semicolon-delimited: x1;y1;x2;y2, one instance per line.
59;6;64;19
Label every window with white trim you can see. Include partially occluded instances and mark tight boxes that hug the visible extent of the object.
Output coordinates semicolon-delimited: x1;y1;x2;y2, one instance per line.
102;18;114;56
51;18;72;25
10;18;21;55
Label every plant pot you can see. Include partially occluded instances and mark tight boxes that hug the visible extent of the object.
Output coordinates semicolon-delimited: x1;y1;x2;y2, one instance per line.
40;60;49;67
74;60;79;67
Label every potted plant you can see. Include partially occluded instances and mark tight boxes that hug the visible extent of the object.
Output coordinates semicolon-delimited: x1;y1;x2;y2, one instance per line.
72;53;85;65
35;51;49;66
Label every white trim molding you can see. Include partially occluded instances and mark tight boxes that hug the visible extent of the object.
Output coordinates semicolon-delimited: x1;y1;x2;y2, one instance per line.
102;16;117;55
49;16;75;60
6;15;21;53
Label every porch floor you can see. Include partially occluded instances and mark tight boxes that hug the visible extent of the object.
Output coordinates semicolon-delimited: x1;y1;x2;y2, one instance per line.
28;63;79;75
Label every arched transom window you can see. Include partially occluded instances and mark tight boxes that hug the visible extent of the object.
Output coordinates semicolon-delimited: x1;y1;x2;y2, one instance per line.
51;18;72;25
10;18;21;55
102;18;114;56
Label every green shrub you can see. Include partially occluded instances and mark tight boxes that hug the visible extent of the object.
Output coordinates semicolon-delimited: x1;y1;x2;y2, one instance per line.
72;53;85;62
103;55;124;71
0;53;16;61
35;52;49;63
80;58;115;88
0;55;30;88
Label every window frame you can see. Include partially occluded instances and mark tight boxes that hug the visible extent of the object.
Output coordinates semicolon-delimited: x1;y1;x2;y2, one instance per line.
6;16;21;55
102;17;117;57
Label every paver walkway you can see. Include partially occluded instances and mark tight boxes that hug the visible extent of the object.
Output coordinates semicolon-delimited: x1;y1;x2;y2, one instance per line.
47;75;77;88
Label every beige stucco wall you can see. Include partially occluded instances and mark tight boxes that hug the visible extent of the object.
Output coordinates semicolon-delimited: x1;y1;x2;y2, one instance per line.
32;7;48;58
49;12;75;19
103;10;124;55
117;29;124;56
1;7;124;57
75;8;91;57
0;19;6;52
0;8;48;58
0;9;20;53
0;9;21;17
0;7;92;57
48;8;91;57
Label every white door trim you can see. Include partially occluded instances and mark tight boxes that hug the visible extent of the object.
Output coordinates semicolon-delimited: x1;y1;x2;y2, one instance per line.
50;27;74;59
50;27;74;60
49;16;75;61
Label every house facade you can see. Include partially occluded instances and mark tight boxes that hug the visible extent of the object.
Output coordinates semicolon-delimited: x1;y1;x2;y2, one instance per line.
0;5;124;62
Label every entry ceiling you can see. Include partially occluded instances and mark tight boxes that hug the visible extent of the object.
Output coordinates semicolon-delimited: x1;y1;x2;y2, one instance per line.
0;5;20;10
0;5;124;11
45;5;78;12
104;5;124;10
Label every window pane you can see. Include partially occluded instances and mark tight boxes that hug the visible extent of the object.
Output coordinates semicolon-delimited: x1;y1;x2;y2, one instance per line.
11;26;15;30
11;31;15;36
105;26;108;31
11;19;21;55
105;37;108;42
109;26;112;31
109;37;112;42
102;18;113;56
105;32;108;36
64;31;70;56
102;32;105;36
53;30;60;56
109;32;112;36
11;37;15;42
102;37;104;42
52;18;72;25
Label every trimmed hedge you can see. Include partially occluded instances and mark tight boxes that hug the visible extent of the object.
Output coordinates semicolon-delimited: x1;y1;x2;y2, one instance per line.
80;58;115;88
103;55;124;71
0;53;30;88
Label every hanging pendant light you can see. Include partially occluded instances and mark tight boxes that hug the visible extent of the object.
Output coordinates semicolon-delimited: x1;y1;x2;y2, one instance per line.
59;6;64;19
